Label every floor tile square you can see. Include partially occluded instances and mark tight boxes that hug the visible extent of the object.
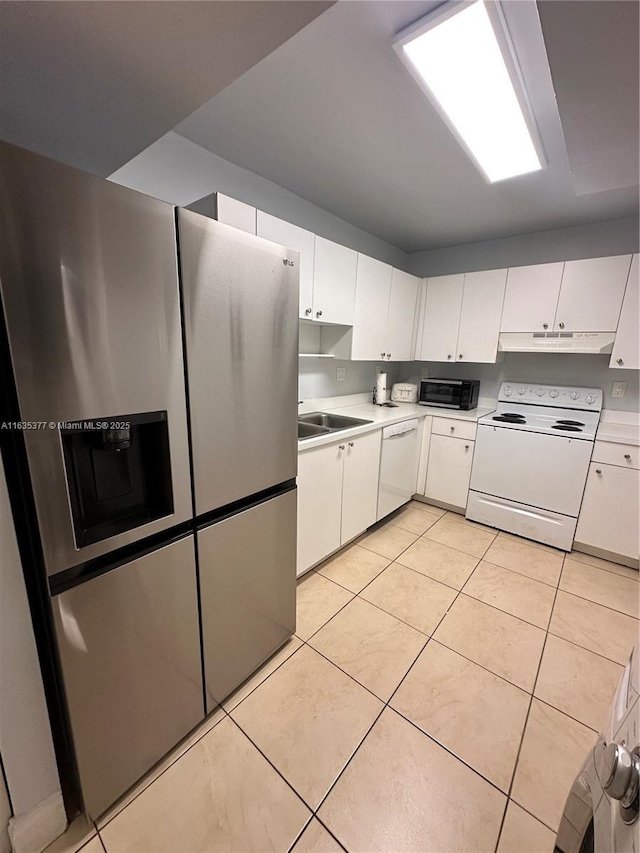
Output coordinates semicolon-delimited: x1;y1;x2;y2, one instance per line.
396;537;479;589
358;523;418;560
318;708;505;853
360;562;457;635
222;636;303;712
99;716;310;852
498;530;563;556
484;537;563;587
560;559;639;618
291;819;344;853
424;515;496;557
534;634;623;731
391;641;529;792
433;595;546;691
511;699;596;832
388;504;441;535
549;591;639;665
296;572;354;640
231;645;382;808
463;560;556;628
497;801;556;853
316;544;389;593
80;838;106;853
569;550;639;581
308;597;426;701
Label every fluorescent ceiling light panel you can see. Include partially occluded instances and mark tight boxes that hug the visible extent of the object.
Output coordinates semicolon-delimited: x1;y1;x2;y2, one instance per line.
396;0;544;183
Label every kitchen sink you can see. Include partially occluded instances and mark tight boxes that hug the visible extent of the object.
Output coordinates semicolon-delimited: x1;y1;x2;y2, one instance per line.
298;421;331;440
298;412;373;430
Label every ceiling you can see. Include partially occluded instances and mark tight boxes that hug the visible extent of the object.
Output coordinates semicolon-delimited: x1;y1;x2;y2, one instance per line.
173;0;638;252
0;0;332;176
0;1;637;252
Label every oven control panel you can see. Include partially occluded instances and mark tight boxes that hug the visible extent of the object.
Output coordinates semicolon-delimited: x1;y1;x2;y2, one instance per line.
498;383;603;410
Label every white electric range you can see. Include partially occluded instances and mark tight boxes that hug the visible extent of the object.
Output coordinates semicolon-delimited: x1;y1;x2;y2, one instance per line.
467;382;603;550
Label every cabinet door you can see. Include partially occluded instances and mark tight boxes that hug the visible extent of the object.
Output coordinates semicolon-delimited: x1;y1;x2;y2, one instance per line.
418;274;464;361
610;254;639;369
425;434;474;509
501;263;564;332
341;430;382;544
216;193;256;234
554;255;632;332
350;255;392;360
297;443;344;574
387;269;420;361
575;463;639;560
312;236;358;325
257;212;315;321
457;269;507;363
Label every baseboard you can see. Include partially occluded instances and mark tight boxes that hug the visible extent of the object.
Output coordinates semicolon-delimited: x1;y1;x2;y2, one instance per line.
572;542;639;571
412;495;465;515
8;792;67;853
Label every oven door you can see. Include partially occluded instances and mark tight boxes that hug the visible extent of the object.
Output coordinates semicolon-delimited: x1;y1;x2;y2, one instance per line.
420;379;464;409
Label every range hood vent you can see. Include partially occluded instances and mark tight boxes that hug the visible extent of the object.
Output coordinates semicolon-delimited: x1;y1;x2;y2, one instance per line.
498;332;615;354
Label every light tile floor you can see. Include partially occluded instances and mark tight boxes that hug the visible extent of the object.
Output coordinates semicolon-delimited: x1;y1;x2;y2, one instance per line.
48;503;639;853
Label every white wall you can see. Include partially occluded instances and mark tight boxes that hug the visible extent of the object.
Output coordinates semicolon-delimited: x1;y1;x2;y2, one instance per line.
109;131;408;269
299;358;399;401
398;353;640;414
0;457;63;825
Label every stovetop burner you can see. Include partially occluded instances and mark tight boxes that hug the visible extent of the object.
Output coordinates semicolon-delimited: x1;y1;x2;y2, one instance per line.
552;424;583;432
556;419;585;427
492;413;526;423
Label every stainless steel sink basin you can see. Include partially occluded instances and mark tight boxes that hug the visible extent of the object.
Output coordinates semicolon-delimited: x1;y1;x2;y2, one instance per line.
298;412;373;430
298;421;331;440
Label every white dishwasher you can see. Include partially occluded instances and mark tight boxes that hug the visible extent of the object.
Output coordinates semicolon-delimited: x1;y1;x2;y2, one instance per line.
377;419;420;520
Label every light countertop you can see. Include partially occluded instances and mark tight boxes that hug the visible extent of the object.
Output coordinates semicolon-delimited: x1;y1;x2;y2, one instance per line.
298;401;495;452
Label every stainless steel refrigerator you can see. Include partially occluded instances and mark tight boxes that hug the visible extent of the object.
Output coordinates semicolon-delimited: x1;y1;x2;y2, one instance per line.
0;142;298;819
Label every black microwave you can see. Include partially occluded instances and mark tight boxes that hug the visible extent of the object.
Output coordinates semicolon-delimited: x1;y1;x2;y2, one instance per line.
419;378;480;410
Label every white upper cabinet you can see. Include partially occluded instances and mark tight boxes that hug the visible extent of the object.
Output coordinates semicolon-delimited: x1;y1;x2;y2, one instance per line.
350;255;393;361
215;193;256;234
386;269;420;361
257;212;315;321
554;255;632;332
610;253;639;369
456;269;507;363
501;262;564;332
417;274;464;362
312;236;358;325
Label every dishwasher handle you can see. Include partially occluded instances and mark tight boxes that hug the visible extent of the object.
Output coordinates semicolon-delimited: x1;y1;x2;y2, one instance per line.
382;419;419;440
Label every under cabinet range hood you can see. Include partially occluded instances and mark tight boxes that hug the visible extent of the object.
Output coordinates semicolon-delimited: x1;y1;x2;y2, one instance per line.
498;332;615;354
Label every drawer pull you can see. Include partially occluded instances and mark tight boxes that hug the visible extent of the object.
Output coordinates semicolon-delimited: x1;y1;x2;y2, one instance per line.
348;442;354;448
617;358;624;365
624;454;631;460
595;469;602;475
450;425;455;432
339;444;345;451
464;444;470;450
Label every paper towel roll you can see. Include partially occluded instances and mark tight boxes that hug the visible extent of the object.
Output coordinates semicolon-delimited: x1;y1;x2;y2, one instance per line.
376;372;387;404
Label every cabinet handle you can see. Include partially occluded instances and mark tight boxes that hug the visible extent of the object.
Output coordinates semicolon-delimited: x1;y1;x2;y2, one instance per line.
447;354;452;360
458;354;463;359
339;444;345;451
305;307;312;315
387;353;391;359
348;441;354;448
624;454;631;460
559;322;565;329
464;444;470;450
617;358;624;365
381;352;386;358
316;310;323;318
543;322;548;329
595;469;602;474
450;426;455;432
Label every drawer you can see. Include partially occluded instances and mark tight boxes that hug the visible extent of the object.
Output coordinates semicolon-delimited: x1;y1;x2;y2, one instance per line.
431;417;477;441
592;441;639;469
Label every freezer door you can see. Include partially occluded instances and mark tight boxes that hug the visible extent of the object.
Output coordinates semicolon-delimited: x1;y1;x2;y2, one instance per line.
178;209;298;515
52;536;203;819
198;488;296;710
0;142;191;575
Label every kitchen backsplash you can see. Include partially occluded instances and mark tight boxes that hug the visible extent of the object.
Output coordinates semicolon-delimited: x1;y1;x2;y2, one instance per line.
298;358;400;402
399;352;639;413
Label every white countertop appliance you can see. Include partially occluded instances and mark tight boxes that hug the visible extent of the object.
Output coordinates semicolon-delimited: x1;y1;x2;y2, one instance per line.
467;382;603;550
391;383;418;403
377;419;420;519
556;643;639;853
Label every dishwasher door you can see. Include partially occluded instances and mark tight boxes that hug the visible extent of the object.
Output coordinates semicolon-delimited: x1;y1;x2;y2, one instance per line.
377;419;420;521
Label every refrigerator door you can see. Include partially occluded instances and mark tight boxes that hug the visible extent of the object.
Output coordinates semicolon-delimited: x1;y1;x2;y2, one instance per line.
0;141;191;576
198;488;296;710
178;209;298;516
52;536;203;819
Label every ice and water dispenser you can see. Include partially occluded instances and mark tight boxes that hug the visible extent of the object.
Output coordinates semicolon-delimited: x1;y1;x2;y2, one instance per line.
61;411;174;547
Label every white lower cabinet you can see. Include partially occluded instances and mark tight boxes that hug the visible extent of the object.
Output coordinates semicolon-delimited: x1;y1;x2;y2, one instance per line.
575;457;640;562
297;431;382;575
424;433;475;510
